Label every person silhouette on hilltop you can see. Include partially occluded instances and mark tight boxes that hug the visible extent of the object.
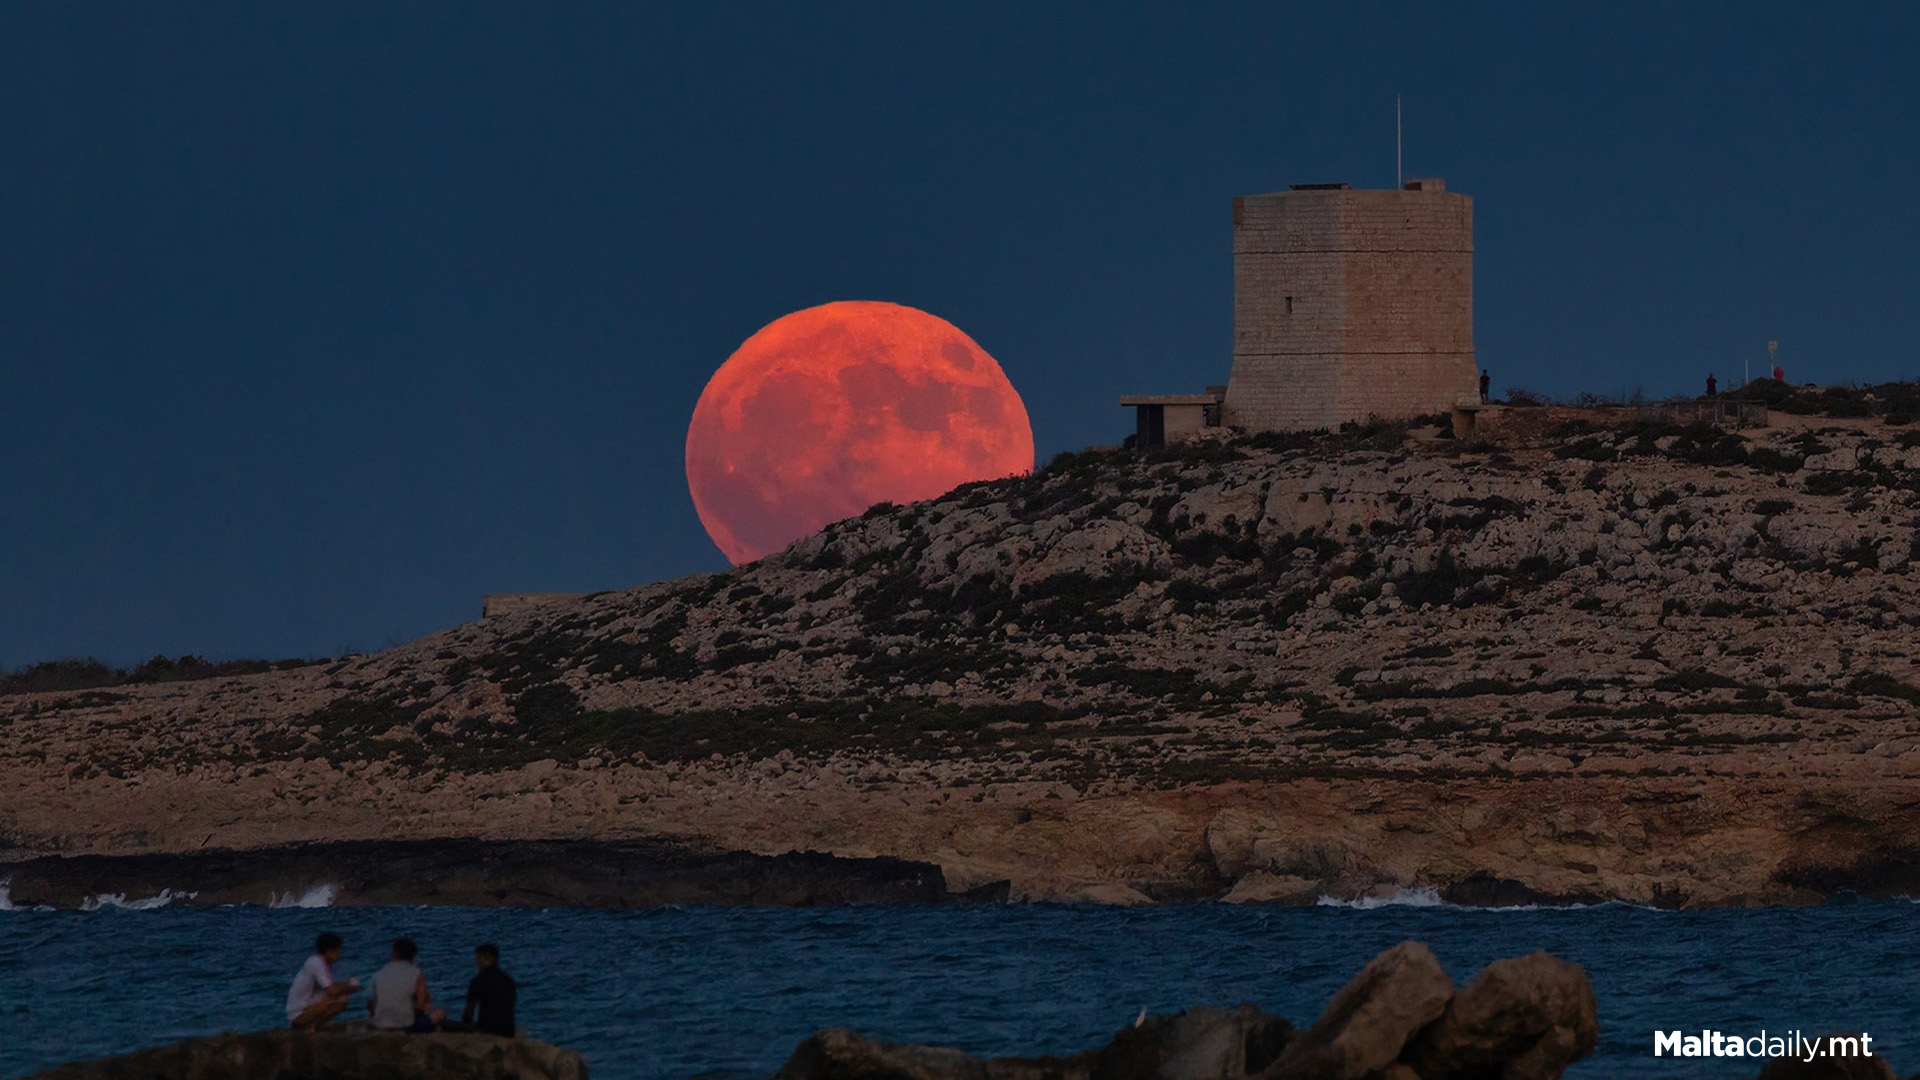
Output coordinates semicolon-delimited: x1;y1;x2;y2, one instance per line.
1479;370;1491;404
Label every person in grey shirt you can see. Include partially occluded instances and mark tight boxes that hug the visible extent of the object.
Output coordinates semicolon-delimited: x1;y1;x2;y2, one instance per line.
367;938;446;1033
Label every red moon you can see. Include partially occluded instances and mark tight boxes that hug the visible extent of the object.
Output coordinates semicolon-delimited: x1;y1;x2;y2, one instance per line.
686;300;1035;565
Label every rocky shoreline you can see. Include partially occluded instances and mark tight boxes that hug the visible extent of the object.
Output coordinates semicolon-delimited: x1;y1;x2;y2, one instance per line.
775;942;1603;1080
769;943;1905;1080
0;838;997;910
21;940;1907;1080
6;802;1919;910
22;1030;588;1080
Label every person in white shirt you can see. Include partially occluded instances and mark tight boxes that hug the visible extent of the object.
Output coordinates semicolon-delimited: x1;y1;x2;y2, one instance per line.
285;932;359;1030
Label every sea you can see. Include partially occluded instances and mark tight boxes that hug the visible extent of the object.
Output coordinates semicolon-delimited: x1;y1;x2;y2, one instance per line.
1;886;1913;1080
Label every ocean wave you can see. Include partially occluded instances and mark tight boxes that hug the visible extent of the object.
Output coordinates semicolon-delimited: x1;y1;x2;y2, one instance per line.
80;888;197;911
269;884;338;909
1315;886;1449;909
1312;887;1683;913
5;879;340;911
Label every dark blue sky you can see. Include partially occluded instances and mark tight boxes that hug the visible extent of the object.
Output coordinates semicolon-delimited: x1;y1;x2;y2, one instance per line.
4;3;1917;666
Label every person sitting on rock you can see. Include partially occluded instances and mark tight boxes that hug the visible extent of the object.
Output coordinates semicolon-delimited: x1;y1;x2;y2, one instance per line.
462;943;518;1037
286;932;359;1031
368;938;447;1033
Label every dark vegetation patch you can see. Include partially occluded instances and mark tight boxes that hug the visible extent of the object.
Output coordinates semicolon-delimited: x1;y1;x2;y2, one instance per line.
1651;670;1743;693
283;694;1156;772
1348;675;1593;702
1388;553;1567;610
576;609;700;683
1789;694;1861;711
851;643;1021;686
941;569;1158;636
1067;664;1248;708
1434;495;1525;531
0;655;326;697
1847;673;1920;705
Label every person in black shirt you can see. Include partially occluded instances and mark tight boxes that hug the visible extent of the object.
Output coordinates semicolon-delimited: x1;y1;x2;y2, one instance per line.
462;943;518;1037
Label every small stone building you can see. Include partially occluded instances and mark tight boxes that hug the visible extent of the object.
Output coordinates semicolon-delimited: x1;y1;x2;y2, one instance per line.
1118;388;1225;447
1125;178;1477;439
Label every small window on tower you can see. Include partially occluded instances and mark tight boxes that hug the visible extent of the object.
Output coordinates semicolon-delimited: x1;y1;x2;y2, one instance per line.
1285;296;1294;314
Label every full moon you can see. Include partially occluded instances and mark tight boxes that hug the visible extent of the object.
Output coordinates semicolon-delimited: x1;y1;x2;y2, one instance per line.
686;300;1035;565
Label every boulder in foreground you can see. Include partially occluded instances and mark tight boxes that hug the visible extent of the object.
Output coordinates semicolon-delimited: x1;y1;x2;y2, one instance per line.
778;1003;1292;1080
1259;941;1453;1080
776;941;1598;1080
23;1030;587;1080
1403;951;1598;1080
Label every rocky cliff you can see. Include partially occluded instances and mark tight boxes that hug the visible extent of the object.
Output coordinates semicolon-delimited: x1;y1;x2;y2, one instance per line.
0;839;969;910
22;1030;586;1080
4;415;1920;906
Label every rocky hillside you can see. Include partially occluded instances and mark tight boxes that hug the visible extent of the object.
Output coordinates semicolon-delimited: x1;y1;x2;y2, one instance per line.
5;414;1920;906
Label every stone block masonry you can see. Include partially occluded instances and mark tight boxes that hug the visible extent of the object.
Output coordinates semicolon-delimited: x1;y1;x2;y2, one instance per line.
1224;181;1476;432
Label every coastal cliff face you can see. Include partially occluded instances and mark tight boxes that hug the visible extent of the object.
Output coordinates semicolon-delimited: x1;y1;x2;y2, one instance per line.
5;416;1920;906
0;839;961;910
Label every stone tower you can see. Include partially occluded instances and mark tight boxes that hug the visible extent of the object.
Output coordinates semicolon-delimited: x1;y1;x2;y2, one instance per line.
1222;179;1474;432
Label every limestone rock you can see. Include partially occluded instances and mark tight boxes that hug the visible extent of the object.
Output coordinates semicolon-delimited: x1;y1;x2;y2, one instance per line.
1013;520;1163;591
1257;942;1453;1080
1062;882;1157;906
23;1030;587;1080
1402;951;1598;1080
1219;871;1323;905
1086;1004;1294;1080
775;1005;1293;1080
776;1029;987;1080
773;946;1607;1080
1802;449;1859;472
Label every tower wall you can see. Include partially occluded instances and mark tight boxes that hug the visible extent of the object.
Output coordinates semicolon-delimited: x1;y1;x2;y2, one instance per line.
1223;185;1475;432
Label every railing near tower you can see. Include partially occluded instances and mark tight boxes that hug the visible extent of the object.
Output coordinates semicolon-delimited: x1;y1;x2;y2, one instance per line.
1634;399;1769;428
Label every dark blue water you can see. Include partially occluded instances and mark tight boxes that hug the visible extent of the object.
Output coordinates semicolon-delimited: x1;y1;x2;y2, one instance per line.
1;897;1913;1080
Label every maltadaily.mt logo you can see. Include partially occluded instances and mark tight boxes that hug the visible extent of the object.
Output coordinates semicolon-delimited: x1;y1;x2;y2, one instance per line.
1655;1031;1872;1060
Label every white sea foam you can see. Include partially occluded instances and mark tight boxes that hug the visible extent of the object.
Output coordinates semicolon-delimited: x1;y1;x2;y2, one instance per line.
80;887;196;911
5;877;338;911
1316;886;1449;909
1312;887;1668;912
269;883;338;909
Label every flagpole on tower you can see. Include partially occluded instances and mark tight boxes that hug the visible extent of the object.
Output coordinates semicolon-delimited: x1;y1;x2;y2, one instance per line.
1396;93;1403;189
